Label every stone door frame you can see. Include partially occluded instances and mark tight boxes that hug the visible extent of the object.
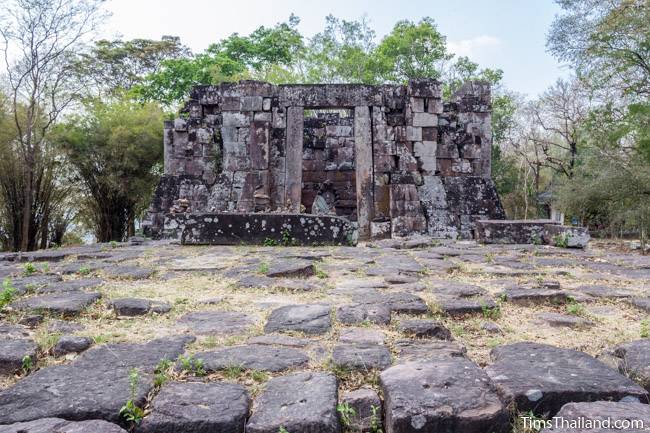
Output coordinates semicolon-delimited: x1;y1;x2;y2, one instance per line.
284;104;374;240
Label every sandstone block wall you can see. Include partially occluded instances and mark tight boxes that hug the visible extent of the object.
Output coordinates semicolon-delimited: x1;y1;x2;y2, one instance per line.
144;79;505;240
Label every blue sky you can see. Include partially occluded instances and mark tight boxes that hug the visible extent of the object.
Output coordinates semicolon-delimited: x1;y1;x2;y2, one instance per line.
103;0;570;97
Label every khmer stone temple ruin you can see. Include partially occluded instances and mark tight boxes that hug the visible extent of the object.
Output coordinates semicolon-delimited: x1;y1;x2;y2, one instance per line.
144;79;507;244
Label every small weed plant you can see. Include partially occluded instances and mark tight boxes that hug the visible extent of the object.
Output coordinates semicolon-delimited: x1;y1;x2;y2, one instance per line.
120;368;144;425
337;402;357;427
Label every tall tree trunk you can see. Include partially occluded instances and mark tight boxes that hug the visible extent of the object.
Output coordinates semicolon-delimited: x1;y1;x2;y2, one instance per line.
40;208;49;250
20;155;33;251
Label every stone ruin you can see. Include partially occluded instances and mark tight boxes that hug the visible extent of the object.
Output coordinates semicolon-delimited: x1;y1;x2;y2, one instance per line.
143;79;507;244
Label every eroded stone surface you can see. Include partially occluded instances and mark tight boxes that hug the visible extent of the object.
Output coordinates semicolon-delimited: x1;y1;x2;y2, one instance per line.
265;259;315;278
535;312;593;329
336;303;391;325
485;342;647;415
111;298;170;316
51;336;93;357
540;401;650;433
11;292;101;316
264;304;331;334
178;311;255;335
501;286;568;305
397;319;452;340
332;343;392;370
611;339;650;391
0;337;192;424
196;345;309;372
139;381;250;433
0;418;127;433
394;339;467;361
436;296;496;316
380;358;508;433
246;372;340;433
353;292;428;314
339;328;386;345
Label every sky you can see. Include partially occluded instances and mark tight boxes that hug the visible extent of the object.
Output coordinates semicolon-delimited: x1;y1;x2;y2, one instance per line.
101;0;571;97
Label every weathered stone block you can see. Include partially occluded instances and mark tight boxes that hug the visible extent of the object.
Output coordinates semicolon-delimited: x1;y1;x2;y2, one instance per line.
412;112;438;127
542;224;590;248
381;359;508;433
405;126;422;141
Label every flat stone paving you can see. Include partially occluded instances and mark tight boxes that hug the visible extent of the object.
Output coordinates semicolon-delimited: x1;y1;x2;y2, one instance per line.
1;238;650;431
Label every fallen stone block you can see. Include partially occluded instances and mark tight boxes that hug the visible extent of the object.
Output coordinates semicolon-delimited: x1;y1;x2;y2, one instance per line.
246;372;340;433
264;304;331;335
540;401;650;433
0;339;37;375
0;418;127;433
485;342;647;416
542;224;590;248
380;358;508;433
195;345;309;373
139;381;250;433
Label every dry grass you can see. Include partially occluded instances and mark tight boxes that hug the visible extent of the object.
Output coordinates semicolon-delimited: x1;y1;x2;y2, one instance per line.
1;240;648;404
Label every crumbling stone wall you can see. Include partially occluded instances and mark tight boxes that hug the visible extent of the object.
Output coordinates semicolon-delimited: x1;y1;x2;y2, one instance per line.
144;79;505;240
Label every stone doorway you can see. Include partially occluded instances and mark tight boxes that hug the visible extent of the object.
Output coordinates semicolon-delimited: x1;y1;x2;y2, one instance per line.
301;109;357;220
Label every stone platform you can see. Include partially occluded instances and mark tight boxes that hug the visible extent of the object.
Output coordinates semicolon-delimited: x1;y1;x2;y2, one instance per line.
164;212;356;246
1;238;649;432
475;219;590;247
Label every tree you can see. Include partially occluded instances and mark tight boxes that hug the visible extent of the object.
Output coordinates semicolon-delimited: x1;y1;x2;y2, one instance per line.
135;16;304;106
76;36;191;97
548;0;650;98
54;98;164;242
0;0;105;251
557;102;650;249
521;78;591;179
375;17;453;82
303;15;381;83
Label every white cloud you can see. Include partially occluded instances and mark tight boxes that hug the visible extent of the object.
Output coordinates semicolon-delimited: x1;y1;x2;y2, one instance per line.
447;35;501;58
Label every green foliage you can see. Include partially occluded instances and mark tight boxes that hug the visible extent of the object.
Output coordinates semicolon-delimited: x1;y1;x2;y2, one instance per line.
178;355;206;376
93;335;109;344
304;15;380;84
120;368;145;425
336;402;357;427
54;97;164;242
263;238;279;247
281;229;296;246
548;0;650;98
136;15;496;106
0;278;17;310
556;102;650;244
78;266;91;276
641;320;649;338
375;18;452;82
251;369;269;383
278;427;290;433
566;300;585;316
370;404;383;433
481;304;501;320
552;233;570;248
258;262;270;274
134;16;303;105
23;262;36;276
36;330;62;353
222;364;245;379
76;37;190;96
314;266;328;279
21;355;33;373
154;358;173;387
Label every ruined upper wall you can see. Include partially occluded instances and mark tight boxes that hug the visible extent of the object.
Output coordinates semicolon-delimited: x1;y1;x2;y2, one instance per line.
147;79;503;241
